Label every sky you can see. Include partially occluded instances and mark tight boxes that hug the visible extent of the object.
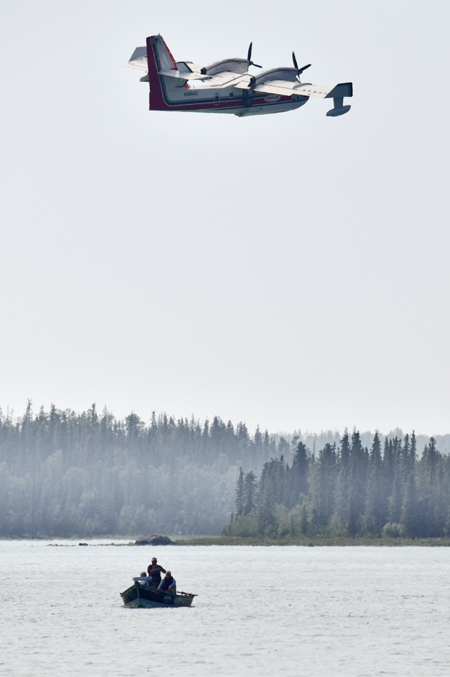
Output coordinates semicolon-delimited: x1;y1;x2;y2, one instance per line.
1;0;450;436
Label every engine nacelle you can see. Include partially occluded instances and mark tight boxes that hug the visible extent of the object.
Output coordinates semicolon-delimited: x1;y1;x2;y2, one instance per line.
255;67;299;86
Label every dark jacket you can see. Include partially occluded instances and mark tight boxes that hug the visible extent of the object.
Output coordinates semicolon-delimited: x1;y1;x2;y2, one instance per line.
159;576;175;592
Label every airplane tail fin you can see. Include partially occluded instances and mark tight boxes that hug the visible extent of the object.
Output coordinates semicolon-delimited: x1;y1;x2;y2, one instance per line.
146;35;177;111
325;82;353;117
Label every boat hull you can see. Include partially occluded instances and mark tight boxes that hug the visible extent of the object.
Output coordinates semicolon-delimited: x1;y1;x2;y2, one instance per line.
120;582;195;609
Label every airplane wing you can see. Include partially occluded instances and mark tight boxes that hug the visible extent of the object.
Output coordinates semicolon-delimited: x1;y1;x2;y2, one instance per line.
204;72;253;88
158;69;250;86
234;79;353;100
234;78;352;115
255;82;333;98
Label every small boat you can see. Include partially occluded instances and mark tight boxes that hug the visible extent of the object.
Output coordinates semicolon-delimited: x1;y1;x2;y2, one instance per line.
120;581;197;609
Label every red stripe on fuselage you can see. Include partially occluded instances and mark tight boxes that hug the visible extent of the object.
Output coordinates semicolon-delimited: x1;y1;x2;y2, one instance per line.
160;36;177;70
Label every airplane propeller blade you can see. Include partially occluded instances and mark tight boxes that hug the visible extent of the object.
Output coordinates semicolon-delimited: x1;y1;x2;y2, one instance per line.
247;42;262;68
292;52;311;79
298;63;311;75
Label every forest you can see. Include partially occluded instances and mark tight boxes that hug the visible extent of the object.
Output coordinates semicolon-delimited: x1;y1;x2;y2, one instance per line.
223;432;450;539
1;402;449;539
0;402;285;537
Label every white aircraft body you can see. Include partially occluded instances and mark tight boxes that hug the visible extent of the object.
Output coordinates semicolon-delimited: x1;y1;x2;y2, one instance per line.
124;35;353;118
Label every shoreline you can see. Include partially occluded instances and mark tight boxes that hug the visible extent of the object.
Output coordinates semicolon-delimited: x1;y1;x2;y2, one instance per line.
2;535;450;546
173;536;450;546
0;536;450;548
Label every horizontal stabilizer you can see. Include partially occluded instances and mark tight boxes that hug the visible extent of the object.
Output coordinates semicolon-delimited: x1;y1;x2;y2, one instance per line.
130;46;147;62
159;69;209;81
121;46;148;71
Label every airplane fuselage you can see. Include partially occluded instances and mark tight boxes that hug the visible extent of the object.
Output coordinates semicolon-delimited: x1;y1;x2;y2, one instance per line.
125;35;352;119
146;36;309;117
153;82;309;116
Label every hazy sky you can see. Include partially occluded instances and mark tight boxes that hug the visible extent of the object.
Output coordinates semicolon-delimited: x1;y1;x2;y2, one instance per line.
1;0;449;435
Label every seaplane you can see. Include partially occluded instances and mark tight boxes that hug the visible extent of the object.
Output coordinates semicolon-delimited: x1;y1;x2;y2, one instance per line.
124;35;353;118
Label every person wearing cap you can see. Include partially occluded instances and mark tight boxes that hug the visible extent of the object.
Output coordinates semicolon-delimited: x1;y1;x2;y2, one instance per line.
147;558;166;589
158;570;176;595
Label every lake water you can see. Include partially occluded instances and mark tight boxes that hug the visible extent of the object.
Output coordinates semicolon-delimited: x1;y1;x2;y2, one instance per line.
1;541;450;676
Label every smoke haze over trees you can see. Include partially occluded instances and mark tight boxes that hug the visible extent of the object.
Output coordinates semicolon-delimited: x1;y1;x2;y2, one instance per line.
1;402;449;538
0;402;282;537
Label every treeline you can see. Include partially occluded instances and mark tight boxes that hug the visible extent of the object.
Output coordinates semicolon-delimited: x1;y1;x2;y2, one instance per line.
2;403;449;539
223;432;450;539
0;402;291;537
283;429;450;458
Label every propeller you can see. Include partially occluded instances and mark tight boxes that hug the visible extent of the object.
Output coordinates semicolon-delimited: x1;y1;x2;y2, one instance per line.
247;42;262;68
292;52;311;79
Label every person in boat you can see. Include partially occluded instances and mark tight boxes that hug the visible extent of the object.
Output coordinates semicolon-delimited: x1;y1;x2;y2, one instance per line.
147;558;166;589
132;572;148;584
158;570;176;595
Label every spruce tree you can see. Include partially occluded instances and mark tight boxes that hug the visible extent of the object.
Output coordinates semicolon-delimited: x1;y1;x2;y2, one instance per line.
235;468;245;516
257;471;276;535
365;432;386;534
401;470;418;538
333;433;351;530
286;441;309;507
420;438;439;535
434;464;446;537
389;466;403;525
346;432;368;535
383;438;394;495
243;471;257;515
311;443;336;529
410;431;417;464
300;503;309;535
